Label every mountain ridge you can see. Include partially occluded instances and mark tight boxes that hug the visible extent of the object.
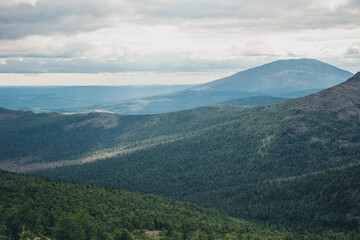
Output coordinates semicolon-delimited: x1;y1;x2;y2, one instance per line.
191;58;353;93
293;71;360;118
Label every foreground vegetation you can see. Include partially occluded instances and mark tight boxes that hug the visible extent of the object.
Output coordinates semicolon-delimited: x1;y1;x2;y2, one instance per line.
1;170;343;240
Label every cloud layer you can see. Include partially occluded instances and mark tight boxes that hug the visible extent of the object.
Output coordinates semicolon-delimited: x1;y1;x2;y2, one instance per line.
0;0;359;81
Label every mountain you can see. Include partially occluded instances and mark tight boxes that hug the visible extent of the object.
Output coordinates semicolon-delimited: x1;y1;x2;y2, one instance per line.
1;72;360;234
199;58;352;93
0;85;193;112
71;59;353;114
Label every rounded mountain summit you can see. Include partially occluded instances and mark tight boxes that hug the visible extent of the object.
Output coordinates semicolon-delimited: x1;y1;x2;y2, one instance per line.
197;58;353;94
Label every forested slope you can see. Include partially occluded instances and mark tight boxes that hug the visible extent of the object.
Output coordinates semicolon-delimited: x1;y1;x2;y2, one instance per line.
0;170;328;240
0;105;245;168
33;102;360;205
187;164;360;232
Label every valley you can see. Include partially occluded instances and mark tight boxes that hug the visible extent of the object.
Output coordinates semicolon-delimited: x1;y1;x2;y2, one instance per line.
0;136;185;173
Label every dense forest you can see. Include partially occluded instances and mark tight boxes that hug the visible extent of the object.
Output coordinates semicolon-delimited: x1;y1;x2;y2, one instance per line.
33;105;360;199
33;138;360;234
0;105;245;165
187;165;360;232
0;170;341;240
2;74;360;173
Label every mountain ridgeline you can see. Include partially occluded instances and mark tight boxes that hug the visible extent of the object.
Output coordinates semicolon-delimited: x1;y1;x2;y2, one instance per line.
61;59;353;114
199;58;351;93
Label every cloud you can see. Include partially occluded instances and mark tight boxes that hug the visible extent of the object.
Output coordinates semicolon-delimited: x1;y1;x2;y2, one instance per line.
0;0;38;8
0;0;130;39
0;53;251;73
1;0;359;40
346;45;360;56
0;0;359;76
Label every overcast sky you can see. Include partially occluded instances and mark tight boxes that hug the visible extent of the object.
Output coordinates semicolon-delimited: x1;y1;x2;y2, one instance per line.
0;0;359;85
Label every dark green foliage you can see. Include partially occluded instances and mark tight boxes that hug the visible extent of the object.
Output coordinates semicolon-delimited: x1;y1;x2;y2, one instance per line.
0;170;324;240
34;105;360;197
32;103;360;234
0;105;245;163
187;165;360;232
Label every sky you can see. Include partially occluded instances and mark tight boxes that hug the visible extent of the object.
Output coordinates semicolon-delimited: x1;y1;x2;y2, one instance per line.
0;0;359;85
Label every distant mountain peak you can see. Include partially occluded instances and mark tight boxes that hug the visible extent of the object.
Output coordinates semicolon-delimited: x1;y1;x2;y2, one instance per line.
51;59;353;115
198;58;353;93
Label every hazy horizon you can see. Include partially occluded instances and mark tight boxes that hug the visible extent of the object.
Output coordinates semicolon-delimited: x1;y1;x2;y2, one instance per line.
0;70;236;86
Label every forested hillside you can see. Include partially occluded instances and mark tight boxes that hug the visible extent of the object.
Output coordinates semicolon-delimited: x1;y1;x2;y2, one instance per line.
0;105;245;170
187;164;360;232
33;102;360;231
34;103;360;192
0;170;329;240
